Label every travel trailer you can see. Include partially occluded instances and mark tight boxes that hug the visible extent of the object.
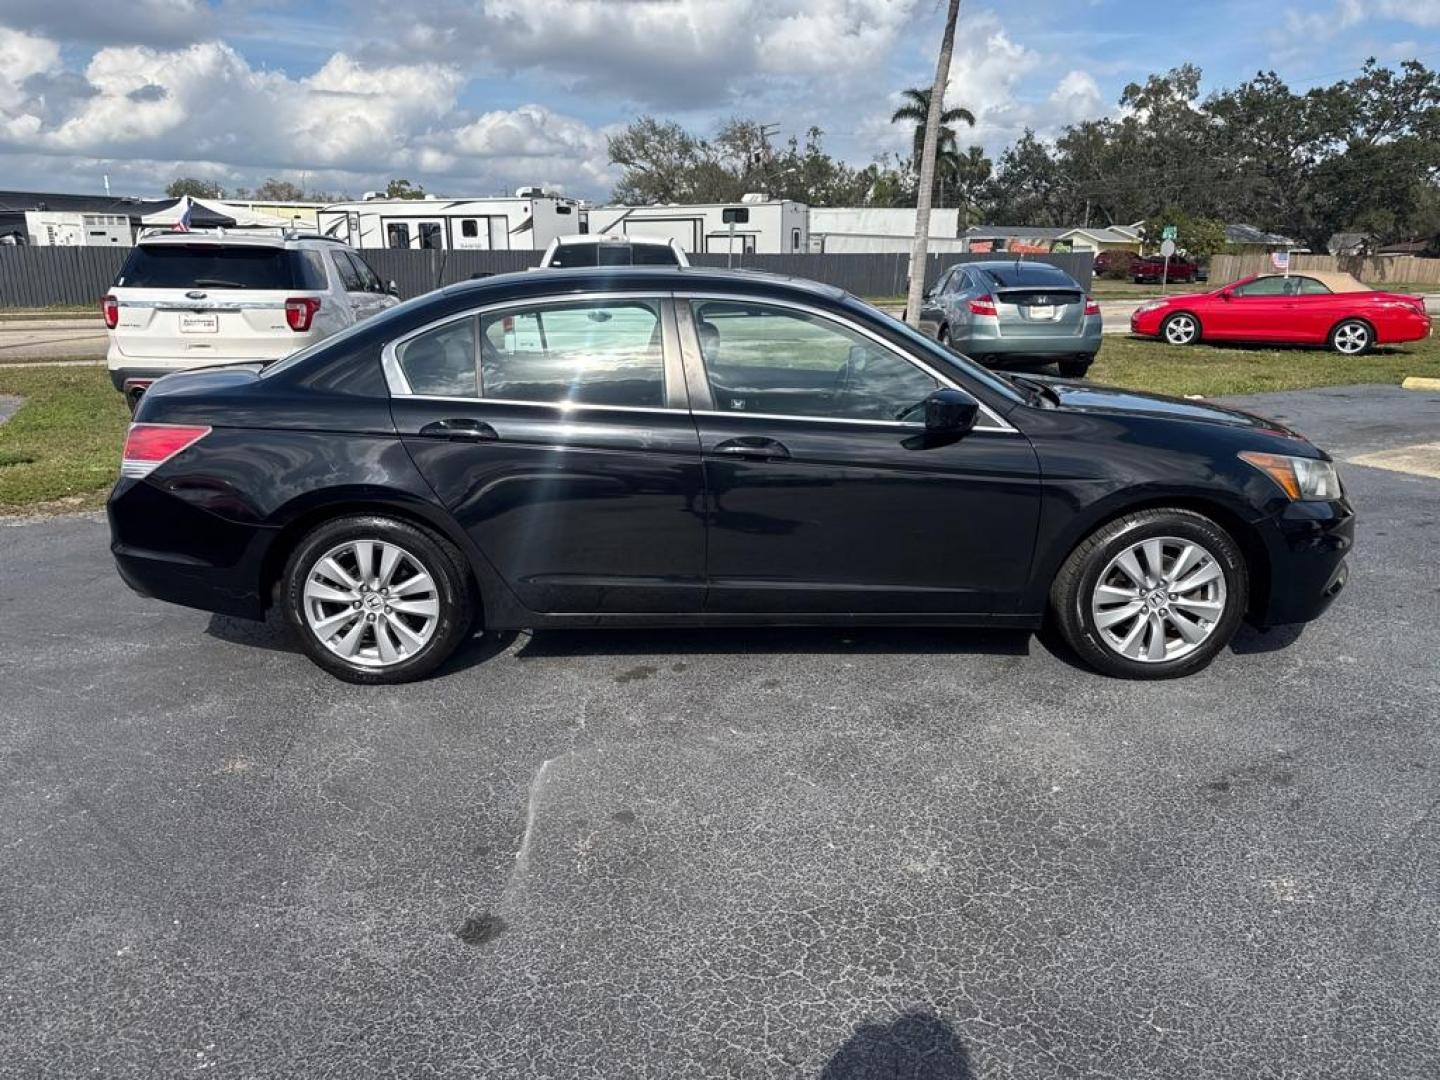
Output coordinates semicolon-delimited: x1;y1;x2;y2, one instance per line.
24;211;133;246
585;196;808;255
316;191;583;251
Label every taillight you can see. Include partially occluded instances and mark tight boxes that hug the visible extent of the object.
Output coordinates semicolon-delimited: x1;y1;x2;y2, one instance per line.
120;423;211;479
102;295;119;329
284;297;321;332
969;295;998;316
1085;297;1101;316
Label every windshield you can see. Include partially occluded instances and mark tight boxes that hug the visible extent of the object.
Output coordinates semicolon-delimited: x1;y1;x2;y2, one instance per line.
116;245;325;290
549;242;678;267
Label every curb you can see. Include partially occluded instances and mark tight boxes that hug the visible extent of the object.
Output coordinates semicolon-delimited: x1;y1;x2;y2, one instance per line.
1401;376;1440;391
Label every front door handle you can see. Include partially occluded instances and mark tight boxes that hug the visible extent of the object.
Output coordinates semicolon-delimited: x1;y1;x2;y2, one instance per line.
713;437;790;460
418;418;498;441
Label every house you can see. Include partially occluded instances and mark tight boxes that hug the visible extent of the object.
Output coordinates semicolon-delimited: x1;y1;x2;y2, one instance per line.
807;207;964;254
1224;224;1297;253
959;224;1140;255
587;196;809;255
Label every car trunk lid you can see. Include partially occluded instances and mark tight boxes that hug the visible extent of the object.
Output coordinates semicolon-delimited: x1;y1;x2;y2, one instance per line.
991;287;1086;338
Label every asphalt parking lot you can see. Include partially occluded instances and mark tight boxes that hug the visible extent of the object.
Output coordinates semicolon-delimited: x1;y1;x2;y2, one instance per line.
2;384;1438;1079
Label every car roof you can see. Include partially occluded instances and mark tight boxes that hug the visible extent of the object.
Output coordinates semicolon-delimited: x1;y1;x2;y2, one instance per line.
551;234;675;246
435;265;847;302
135;229;339;249
1260;270;1369;293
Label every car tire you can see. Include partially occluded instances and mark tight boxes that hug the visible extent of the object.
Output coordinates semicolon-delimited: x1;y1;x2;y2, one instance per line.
1058;357;1091;379
1050;508;1248;680
282;514;475;684
938;325;952;349
1161;312;1200;346
1329;319;1373;356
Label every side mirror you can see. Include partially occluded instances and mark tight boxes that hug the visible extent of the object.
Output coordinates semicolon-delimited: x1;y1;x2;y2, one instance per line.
387;280;401;297
1219;289;1232;301
923;389;979;435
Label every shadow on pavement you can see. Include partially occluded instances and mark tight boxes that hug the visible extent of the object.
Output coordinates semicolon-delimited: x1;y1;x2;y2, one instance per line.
821;1007;973;1079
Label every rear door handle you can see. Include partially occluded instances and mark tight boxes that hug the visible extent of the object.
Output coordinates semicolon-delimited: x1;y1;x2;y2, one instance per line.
418;418;498;441
713;437;790;460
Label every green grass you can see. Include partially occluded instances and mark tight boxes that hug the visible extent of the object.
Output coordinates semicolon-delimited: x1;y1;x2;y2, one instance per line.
0;365;129;512
1090;327;1440;397
0;306;98;321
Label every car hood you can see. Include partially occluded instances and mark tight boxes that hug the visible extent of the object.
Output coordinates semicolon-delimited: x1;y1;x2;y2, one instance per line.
1035;377;1299;435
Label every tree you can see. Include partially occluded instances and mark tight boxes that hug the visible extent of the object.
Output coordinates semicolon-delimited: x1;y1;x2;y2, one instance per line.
251;178;305;201
891;87;975;172
166;178;226;200
1140;209;1227;260
384;178;428;200
905;0;963;330
948;146;991;228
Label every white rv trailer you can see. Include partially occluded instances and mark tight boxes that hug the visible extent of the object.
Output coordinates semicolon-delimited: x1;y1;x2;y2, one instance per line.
24;211;133;247
807;207;964;254
316;191;583;252
584;196;809;256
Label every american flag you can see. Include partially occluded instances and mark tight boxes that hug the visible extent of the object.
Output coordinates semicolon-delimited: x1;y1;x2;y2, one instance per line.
172;196;193;233
1270;250;1290;271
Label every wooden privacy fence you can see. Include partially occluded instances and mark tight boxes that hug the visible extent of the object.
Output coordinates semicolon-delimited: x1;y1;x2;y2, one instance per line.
1210;252;1440;288
0;246;1093;308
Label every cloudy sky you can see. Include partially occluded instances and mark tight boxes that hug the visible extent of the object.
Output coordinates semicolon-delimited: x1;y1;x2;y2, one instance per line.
1;0;1437;201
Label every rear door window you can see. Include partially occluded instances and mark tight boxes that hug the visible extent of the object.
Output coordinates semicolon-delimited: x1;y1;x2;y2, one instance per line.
479;300;665;408
347;251;382;292
116;245;310;289
396;317;478;397
330;250;364;292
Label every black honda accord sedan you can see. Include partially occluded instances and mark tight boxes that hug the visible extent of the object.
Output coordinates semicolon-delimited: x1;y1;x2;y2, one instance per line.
108;266;1352;684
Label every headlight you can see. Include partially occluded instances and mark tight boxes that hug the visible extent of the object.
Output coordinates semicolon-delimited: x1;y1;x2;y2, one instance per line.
1135;300;1166;314
1239;451;1343;501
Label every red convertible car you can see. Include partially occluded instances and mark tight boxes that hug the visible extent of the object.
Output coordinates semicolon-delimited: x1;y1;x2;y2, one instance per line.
1130;271;1431;354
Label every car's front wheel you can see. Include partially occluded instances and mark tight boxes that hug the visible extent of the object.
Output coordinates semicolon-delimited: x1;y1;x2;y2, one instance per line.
1057;357;1091;379
282;515;474;684
1161;312;1200;345
1050;508;1248;679
1329;319;1372;356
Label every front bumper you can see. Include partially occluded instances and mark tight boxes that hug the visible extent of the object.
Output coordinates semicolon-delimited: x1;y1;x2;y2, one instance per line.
1253;496;1355;626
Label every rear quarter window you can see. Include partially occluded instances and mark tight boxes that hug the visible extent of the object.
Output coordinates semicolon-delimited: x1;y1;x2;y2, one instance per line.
115;245;312;290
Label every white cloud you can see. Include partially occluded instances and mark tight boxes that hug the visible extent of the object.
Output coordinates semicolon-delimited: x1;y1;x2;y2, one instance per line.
1048;69;1106;125
1278;0;1440;44
0;0;213;47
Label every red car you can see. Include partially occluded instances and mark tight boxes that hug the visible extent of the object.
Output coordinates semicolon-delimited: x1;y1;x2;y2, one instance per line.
1130;271;1432;355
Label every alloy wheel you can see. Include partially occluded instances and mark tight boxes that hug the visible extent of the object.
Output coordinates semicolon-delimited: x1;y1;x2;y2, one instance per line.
1089;535;1228;663
1333;322;1368;354
1164;315;1197;345
301;539;440;667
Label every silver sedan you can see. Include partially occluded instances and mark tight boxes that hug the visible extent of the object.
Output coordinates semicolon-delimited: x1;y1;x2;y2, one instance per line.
917;259;1103;378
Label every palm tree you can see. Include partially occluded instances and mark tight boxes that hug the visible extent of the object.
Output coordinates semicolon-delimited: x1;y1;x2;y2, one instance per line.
905;0;964;330
891;87;975;173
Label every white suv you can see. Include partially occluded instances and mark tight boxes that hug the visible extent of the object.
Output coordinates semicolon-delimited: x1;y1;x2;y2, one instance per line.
104;231;400;406
538;234;690;268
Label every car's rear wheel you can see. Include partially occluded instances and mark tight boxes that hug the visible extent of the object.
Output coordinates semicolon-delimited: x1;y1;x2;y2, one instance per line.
1058;357;1091;379
282;515;474;684
1161;312;1200;345
1329;319;1372;356
1050;508;1248;679
938;325;951;348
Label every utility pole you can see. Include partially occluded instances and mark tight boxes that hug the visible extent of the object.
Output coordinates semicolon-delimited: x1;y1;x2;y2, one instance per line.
905;0;963;329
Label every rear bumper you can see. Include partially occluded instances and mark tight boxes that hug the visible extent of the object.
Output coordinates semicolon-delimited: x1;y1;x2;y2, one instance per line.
1252;497;1355;626
108;477;274;620
955;317;1103;358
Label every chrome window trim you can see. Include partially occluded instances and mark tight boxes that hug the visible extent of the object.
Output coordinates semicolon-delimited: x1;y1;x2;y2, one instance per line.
381;291;679;407
676;291;1017;434
394;393;685;417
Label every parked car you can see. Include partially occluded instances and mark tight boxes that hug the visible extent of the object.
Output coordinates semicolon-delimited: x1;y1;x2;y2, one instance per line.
1132;254;1200;284
110;266;1352;684
104;230;399;409
539;234;689;268
916;259;1102;378
1092;249;1140;279
1130;271;1431;354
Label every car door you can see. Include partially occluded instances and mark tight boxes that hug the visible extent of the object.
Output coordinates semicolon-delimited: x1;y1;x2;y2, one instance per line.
1208;275;1290;340
1282;276;1339;343
679;295;1041;615
327;249;371;326
347;251;396;320
916;268;953;337
387;294;706;614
